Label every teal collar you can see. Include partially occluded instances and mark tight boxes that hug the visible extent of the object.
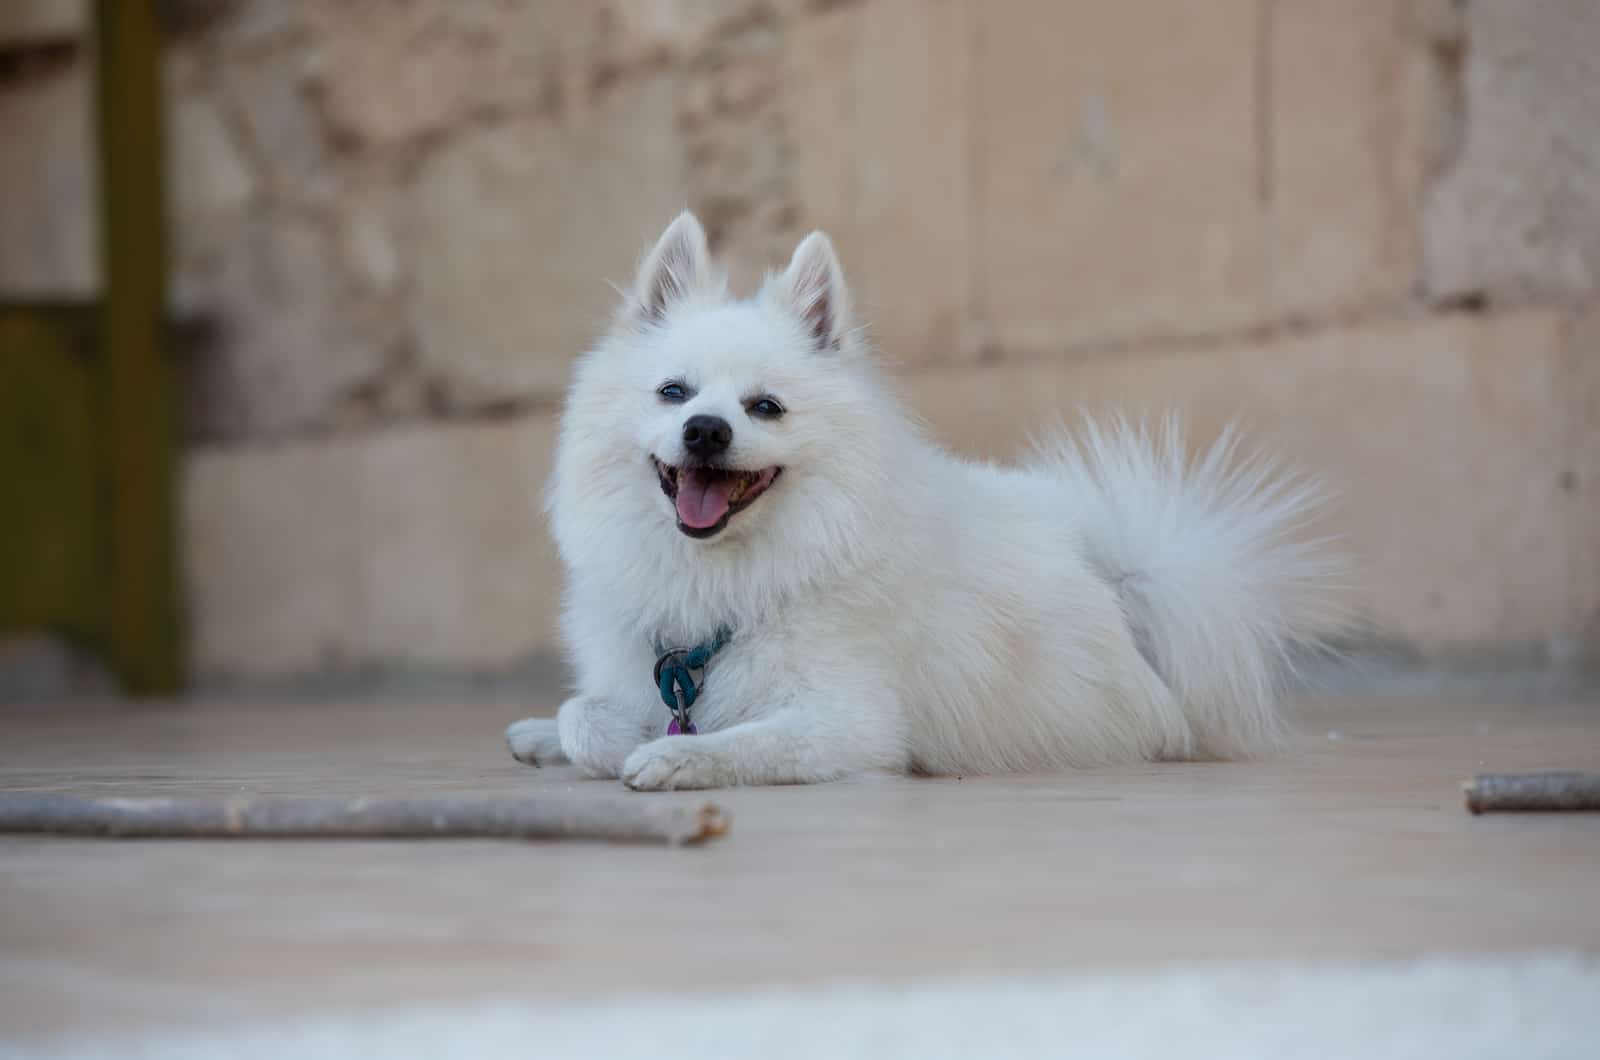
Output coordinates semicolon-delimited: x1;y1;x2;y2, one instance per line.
652;627;731;735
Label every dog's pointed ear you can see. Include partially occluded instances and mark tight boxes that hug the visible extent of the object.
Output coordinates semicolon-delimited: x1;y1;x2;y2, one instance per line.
777;231;852;352
629;211;712;323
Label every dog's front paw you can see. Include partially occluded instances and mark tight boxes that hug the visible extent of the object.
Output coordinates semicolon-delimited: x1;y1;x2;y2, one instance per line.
622;737;732;791
506;716;567;766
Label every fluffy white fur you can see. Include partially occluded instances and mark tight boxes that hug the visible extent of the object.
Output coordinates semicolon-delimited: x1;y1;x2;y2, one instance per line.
506;212;1338;790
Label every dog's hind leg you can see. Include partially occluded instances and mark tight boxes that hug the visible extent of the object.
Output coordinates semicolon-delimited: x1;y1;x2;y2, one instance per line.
620;703;904;790
504;716;568;766
557;694;655;778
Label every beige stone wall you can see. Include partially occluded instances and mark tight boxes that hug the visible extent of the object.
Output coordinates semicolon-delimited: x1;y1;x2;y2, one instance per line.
2;0;1597;682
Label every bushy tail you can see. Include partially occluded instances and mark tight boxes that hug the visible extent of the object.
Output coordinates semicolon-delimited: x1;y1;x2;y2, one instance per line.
1035;416;1343;758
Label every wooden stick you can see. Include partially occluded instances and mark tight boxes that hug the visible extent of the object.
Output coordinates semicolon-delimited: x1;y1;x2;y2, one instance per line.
0;794;730;846
1463;772;1600;814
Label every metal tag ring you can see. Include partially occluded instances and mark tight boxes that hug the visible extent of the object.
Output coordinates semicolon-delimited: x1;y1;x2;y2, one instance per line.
653;648;691;688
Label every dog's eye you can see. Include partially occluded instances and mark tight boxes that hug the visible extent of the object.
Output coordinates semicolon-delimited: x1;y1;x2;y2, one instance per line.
747;397;786;420
657;381;689;403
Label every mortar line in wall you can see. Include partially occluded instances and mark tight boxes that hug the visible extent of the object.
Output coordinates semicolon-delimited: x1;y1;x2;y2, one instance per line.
1557;312;1577;637
1553;310;1600;647
1254;0;1275;207
903;295;1583;385
963;0;991;356
185;294;1589;456
185;395;567;455
1255;0;1278;319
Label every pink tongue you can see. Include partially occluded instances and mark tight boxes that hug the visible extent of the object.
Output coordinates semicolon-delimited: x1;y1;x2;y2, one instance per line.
675;469;734;529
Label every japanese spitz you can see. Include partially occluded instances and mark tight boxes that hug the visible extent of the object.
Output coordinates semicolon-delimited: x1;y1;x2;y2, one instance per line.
506;211;1338;790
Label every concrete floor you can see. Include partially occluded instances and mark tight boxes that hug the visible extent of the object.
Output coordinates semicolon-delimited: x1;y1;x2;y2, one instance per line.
1;695;1597;1039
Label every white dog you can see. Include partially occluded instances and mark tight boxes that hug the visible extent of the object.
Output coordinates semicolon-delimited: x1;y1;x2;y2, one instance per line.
506;212;1338;790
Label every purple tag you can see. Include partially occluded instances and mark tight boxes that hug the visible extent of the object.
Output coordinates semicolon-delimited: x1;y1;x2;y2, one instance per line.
667;718;697;736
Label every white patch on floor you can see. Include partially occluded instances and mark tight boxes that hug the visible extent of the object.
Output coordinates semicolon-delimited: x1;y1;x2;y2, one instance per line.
6;952;1597;1059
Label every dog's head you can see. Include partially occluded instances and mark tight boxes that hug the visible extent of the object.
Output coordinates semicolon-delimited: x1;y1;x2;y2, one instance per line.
551;213;902;603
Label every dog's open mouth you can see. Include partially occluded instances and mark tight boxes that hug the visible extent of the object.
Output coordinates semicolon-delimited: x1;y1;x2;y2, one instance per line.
653;457;782;538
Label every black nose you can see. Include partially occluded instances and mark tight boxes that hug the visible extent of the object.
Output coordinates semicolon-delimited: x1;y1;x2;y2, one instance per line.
682;414;733;458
